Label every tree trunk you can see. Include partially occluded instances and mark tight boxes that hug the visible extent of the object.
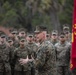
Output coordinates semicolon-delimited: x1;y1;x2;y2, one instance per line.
50;9;61;33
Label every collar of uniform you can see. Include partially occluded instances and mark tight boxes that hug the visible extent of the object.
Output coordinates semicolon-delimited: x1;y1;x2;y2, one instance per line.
59;41;66;46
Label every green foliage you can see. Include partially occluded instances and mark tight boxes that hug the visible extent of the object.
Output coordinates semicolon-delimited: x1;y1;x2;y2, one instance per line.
59;0;73;27
0;0;73;31
2;1;11;11
1;9;19;27
0;1;20;27
39;0;51;10
32;13;52;31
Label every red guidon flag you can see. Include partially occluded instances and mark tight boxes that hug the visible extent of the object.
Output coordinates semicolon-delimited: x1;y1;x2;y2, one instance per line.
70;0;76;70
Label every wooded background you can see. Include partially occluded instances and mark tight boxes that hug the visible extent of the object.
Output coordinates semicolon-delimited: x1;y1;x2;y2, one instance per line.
0;0;73;32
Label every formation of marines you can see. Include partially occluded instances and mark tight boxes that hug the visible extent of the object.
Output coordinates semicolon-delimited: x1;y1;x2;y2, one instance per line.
0;24;73;75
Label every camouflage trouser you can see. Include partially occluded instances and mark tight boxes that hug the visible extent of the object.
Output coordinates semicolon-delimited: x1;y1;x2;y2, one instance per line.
38;72;49;75
37;70;54;75
10;64;14;75
0;72;11;75
0;72;3;75
57;66;70;75
5;71;11;75
14;71;31;75
31;67;35;75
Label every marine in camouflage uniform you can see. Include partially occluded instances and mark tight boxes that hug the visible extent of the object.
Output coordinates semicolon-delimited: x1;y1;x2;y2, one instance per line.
34;25;56;75
0;42;11;75
7;39;15;75
26;34;38;75
46;34;51;41
35;41;56;75
51;30;59;46
9;30;19;48
14;38;31;75
63;24;72;43
34;28;40;47
55;32;71;75
0;34;8;45
17;28;27;40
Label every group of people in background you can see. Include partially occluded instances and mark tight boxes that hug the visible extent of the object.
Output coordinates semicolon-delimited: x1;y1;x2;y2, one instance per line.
0;24;73;75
